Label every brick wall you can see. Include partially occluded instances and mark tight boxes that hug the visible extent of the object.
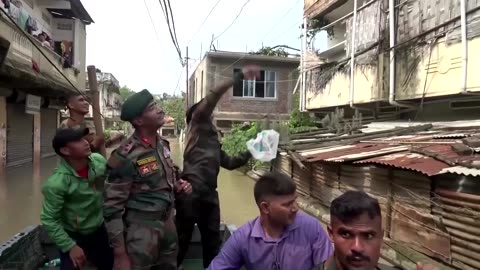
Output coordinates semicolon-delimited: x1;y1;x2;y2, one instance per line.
206;58;298;115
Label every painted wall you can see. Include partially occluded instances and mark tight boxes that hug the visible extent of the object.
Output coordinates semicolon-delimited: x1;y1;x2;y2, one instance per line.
305;61;384;109
18;0;54;36
396;36;480;100
52;18;74;41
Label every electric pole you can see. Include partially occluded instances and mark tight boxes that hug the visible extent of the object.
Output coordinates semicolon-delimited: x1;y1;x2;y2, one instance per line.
185;46;189;109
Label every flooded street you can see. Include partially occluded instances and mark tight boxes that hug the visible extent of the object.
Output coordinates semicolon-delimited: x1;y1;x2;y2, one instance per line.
0;139;258;243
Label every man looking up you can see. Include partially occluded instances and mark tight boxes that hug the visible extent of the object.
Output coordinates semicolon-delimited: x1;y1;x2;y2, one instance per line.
40;128;113;270
61;93;124;153
176;66;260;268
60;93;104;153
103;89;192;270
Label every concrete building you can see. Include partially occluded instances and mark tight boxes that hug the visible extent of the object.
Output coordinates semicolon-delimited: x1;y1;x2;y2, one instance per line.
301;0;480;268
302;0;480;122
0;0;93;170
188;51;300;133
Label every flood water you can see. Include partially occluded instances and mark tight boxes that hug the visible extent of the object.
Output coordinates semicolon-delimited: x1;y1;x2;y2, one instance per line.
0;139;258;243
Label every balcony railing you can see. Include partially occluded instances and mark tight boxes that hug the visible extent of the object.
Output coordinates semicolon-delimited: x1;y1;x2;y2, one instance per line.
0;12;80;91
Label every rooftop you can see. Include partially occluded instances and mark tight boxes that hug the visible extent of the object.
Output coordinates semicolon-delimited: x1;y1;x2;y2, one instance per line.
285;121;480;177
206;51;300;64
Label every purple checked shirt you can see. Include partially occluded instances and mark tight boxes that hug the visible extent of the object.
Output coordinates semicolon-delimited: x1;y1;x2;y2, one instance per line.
208;212;333;270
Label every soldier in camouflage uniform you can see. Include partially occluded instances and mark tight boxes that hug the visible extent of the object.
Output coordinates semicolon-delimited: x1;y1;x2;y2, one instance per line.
176;66;260;268
103;89;192;270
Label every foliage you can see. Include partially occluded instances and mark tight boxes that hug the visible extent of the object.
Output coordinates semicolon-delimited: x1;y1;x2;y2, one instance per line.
308;18;335;39
288;92;316;129
104;129;112;140
119;85;135;101
222;122;261;157
320;108;362;135
289;126;319;134
158;96;186;131
250;46;289;57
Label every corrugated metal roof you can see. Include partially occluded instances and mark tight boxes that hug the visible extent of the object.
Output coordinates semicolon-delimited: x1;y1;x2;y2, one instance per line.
432;133;470;139
301;143;409;163
294;128;480;176
439;166;480;176
354;152;449;176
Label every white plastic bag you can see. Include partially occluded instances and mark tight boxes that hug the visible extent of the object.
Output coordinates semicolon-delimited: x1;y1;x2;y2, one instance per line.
246;129;280;162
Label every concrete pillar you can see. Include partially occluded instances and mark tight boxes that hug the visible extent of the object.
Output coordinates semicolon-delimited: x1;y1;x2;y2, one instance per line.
33;113;41;175
0;96;6;175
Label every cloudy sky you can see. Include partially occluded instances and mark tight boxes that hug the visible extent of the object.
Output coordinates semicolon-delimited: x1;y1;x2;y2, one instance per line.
81;0;305;96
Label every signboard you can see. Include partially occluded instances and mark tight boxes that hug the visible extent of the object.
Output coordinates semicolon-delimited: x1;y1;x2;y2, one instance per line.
25;94;41;115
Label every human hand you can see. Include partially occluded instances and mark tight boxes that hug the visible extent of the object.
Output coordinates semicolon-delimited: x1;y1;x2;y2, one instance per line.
176;179;192;194
242;65;261;80
69;245;86;269
113;253;131;270
417;263;439;270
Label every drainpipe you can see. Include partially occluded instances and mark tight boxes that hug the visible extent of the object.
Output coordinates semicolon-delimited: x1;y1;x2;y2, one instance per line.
460;0;468;93
349;0;358;109
388;0;416;109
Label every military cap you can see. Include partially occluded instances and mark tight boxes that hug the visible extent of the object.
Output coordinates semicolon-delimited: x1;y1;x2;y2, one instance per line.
120;89;154;121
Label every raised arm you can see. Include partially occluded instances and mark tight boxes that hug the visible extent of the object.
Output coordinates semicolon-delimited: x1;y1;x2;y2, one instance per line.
192;66;260;122
220;150;251;170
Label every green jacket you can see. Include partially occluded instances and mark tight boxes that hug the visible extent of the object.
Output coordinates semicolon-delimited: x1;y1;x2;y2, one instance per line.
40;153;107;253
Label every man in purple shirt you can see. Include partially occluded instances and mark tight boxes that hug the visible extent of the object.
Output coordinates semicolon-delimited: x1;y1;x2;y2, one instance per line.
208;171;333;270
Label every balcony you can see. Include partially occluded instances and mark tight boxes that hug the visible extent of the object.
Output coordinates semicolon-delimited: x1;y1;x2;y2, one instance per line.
304;0;347;20
0;12;81;93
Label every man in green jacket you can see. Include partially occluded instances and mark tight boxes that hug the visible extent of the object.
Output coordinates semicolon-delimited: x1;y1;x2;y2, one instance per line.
40;128;113;270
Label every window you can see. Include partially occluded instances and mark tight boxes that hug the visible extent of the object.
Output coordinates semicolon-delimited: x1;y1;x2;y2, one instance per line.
232;69;277;98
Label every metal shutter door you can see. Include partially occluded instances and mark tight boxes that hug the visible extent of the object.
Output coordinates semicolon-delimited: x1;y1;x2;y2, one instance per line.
7;104;33;167
41;108;57;157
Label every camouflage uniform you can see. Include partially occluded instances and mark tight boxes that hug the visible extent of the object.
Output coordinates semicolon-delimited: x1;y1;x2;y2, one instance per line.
59;118;98;152
103;133;179;270
177;87;251;268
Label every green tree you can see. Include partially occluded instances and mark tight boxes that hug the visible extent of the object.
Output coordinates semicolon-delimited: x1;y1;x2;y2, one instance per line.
159;96;186;131
250;46;289;57
119;86;135;101
288;92;316;130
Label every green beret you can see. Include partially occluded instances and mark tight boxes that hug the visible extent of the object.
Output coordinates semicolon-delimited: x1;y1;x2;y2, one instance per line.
120;89;154;121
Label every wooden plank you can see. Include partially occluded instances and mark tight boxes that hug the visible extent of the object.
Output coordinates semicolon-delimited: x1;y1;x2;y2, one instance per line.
390;203;451;263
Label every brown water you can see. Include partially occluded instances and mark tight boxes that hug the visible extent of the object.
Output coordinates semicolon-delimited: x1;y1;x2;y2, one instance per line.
0;140;258;243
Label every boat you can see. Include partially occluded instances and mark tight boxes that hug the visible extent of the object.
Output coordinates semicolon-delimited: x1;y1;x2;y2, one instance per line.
0;223;237;270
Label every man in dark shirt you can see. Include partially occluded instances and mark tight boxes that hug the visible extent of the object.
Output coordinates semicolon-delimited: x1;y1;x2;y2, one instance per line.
324;191;439;270
176;66;260;269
